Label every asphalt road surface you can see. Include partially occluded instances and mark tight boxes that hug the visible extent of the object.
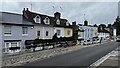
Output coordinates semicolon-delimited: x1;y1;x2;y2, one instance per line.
22;41;119;67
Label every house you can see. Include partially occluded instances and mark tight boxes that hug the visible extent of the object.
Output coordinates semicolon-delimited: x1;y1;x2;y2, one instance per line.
92;26;98;41
0;11;35;55
78;20;99;44
98;26;110;41
77;26;84;44
98;30;110;41
23;8;73;39
78;20;93;41
23;8;54;39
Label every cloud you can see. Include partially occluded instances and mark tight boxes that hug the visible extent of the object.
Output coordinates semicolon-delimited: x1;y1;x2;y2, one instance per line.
1;2;118;25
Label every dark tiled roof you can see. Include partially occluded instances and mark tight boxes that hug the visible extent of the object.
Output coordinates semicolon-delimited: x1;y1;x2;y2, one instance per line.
98;29;110;33
0;11;33;25
24;10;72;28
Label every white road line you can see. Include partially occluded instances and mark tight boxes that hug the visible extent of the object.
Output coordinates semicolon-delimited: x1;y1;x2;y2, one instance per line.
89;50;118;67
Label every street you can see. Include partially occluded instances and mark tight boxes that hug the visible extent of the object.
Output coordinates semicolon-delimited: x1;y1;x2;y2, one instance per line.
21;41;119;66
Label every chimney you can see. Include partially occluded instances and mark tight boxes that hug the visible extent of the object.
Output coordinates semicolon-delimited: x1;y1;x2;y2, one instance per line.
72;21;76;26
23;8;26;17
26;8;29;11
84;20;88;26
54;12;61;19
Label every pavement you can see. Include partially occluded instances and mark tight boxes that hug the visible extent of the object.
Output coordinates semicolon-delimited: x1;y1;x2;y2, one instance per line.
20;41;119;67
96;43;120;67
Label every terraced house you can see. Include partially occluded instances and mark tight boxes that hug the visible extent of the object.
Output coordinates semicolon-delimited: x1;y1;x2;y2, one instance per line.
23;8;73;38
0;11;35;55
0;8;73;55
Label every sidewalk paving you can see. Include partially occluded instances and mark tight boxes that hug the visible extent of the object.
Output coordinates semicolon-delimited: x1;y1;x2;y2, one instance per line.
97;45;120;67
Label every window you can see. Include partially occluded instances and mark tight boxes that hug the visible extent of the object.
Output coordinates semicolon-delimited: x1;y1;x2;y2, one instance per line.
44;17;50;24
56;30;61;36
4;42;21;53
4;42;9;52
56;19;60;25
46;31;49;36
37;31;40;36
11;42;17;47
34;15;41;23
67;30;70;35
22;27;28;35
4;25;12;36
66;21;69;26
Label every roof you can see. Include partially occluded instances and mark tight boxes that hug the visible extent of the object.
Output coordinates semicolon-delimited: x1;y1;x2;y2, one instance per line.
0;11;33;26
98;29;110;33
24;10;72;28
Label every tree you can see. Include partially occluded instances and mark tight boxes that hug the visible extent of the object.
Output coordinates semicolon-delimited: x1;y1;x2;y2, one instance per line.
113;16;120;36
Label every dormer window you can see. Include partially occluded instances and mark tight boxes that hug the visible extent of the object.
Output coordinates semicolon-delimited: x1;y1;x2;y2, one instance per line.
66;21;69;26
34;15;41;23
56;19;60;25
44;17;50;24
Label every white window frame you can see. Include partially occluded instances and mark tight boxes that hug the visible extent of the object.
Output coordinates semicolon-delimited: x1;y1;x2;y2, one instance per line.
44;17;50;24
4;25;12;36
22;27;28;36
56;19;60;25
4;42;21;53
67;30;71;35
34;15;41;23
66;21;69;26
56;30;61;36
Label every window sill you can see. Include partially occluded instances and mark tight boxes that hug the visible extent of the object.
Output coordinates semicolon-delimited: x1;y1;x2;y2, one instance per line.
4;34;12;37
22;34;28;36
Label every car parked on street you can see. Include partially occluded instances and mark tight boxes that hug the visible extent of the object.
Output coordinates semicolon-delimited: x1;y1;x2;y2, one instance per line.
116;35;120;42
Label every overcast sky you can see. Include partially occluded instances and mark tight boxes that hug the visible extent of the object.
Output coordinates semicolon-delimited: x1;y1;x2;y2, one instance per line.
0;2;118;25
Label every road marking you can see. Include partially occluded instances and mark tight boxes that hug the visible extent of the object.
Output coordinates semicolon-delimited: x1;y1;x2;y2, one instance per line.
89;49;118;67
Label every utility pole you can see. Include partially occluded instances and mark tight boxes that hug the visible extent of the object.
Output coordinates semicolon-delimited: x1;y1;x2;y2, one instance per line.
30;3;32;11
84;14;86;20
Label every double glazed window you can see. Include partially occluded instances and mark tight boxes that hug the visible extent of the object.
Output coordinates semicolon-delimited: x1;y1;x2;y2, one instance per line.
46;31;49;36
45;17;50;24
67;30;70;35
22;27;28;35
56;30;61;36
4;42;21;53
37;31;40;36
34;15;41;23
4;25;12;36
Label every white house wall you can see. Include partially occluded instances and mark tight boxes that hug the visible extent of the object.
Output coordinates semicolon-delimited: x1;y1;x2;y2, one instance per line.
80;26;93;41
35;25;54;39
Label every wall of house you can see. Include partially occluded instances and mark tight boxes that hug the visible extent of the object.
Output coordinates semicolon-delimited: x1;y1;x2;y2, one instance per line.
2;24;35;53
92;27;98;37
80;26;93;41
35;25;54;39
0;24;2;61
98;33;110;40
64;28;73;37
54;27;64;38
78;31;84;39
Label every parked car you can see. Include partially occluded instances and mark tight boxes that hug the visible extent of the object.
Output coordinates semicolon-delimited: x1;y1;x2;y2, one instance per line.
116;35;120;42
83;40;92;45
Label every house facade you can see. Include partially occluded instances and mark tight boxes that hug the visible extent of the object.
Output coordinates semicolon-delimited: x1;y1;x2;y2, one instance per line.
23;8;54;39
78;20;98;43
23;8;73;39
0;12;35;54
64;27;73;37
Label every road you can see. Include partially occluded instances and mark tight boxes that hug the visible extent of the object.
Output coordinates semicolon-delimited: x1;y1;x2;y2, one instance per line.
22;41;119;67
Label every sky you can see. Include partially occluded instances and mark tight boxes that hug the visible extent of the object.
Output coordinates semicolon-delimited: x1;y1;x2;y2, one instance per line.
0;1;119;25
